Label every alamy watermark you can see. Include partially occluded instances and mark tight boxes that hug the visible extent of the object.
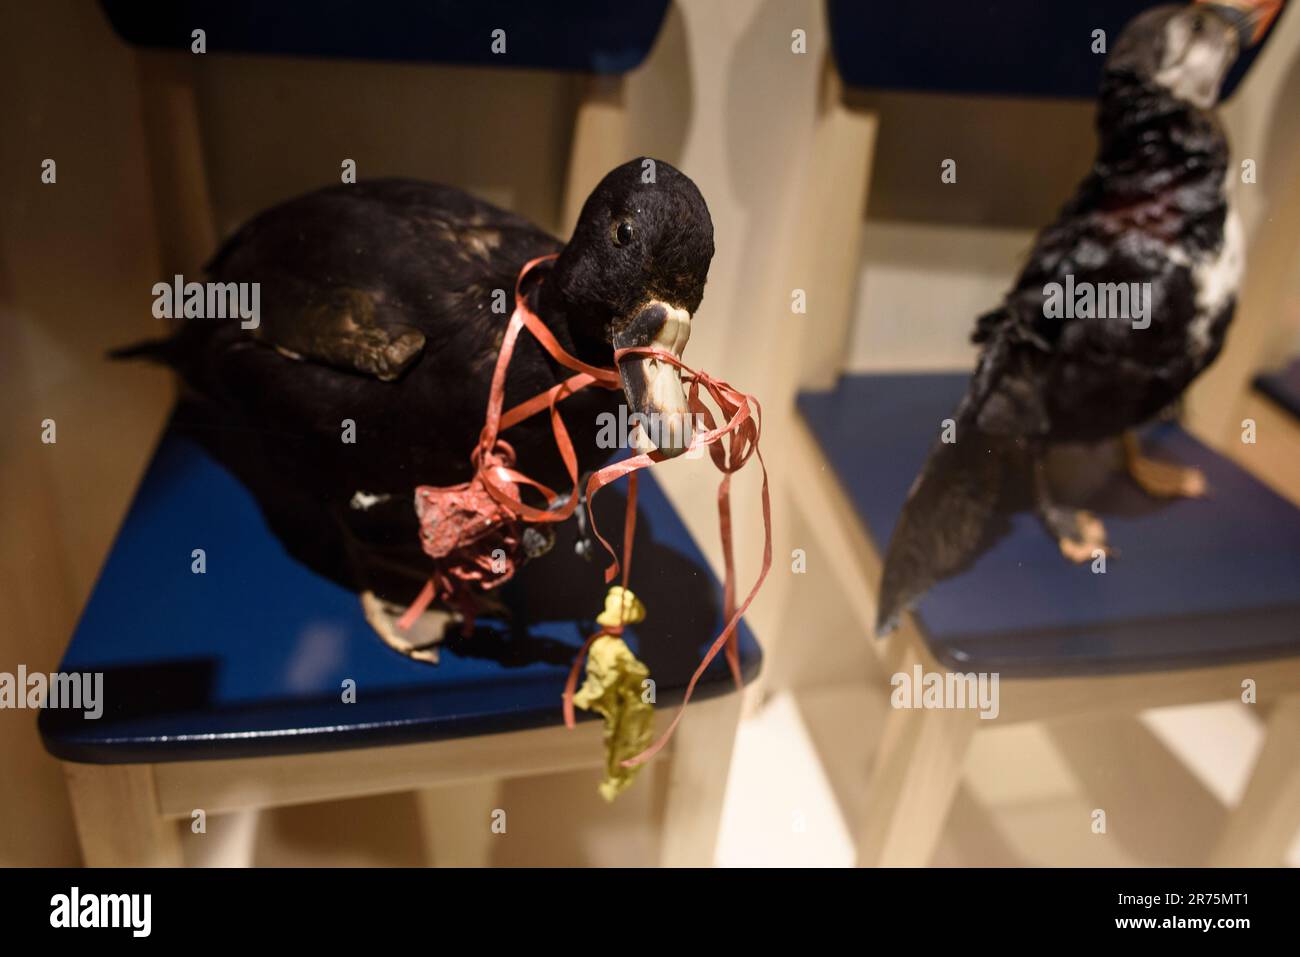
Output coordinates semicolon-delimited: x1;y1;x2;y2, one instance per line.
596;405;706;457
1043;275;1151;330
50;887;150;937
152;274;260;329
890;664;1000;719
1;666;103;719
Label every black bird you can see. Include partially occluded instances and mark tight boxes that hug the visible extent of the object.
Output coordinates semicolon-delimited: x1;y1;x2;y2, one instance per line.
876;0;1280;635
116;158;715;659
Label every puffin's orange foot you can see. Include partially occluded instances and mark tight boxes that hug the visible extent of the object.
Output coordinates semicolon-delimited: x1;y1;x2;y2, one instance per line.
1123;432;1208;498
1038;503;1109;564
1057;510;1110;564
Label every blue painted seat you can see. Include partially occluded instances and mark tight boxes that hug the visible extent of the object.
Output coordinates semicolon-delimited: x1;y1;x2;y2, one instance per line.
99;0;670;74
1255;357;1300;420
40;417;759;763
798;373;1300;677
826;0;1279;99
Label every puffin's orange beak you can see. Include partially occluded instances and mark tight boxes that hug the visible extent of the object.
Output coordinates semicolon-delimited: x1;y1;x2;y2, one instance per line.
1198;0;1283;45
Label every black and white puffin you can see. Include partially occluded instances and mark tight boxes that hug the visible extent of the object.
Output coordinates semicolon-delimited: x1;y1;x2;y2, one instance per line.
876;0;1281;635
116;158;715;659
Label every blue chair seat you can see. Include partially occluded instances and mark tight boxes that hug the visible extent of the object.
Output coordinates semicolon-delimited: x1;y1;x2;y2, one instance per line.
798;372;1300;676
826;0;1279;100
40;417;758;764
99;0;670;74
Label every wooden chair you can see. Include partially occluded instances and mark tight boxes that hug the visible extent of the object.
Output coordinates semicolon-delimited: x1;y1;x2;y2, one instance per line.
781;0;1297;866
41;421;757;866
791;373;1300;866
1225;359;1300;505
46;1;754;868
97;0;673;274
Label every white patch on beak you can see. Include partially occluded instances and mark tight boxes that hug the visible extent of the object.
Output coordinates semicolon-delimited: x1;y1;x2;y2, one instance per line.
631;304;693;456
1156;13;1238;109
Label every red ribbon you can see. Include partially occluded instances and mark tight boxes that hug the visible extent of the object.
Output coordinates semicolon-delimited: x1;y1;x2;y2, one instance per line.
401;254;772;768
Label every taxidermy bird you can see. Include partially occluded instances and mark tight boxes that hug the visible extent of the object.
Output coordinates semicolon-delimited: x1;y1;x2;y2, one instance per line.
115;158;715;660
876;0;1281;635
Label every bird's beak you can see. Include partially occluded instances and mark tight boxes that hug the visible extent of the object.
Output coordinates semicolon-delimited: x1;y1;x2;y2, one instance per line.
1199;0;1282;46
612;301;694;458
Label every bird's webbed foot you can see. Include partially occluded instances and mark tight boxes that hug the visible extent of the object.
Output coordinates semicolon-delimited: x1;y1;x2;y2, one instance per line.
361;591;457;664
1044;507;1110;564
1122;431;1208;499
1033;459;1110;564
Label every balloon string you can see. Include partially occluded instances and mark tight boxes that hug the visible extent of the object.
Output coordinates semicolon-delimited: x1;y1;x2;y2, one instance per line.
405;256;770;766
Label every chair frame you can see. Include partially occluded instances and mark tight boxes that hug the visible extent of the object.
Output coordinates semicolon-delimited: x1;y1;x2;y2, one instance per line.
56;44;742;870
788;408;1300;867
783;43;1300;868
62;695;740;867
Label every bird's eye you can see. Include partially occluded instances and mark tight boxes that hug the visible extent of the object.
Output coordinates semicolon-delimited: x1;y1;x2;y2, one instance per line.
1191;13;1204;34
613;221;635;246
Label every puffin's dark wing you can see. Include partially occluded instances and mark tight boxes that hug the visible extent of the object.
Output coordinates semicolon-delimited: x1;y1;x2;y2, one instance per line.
206;179;561;382
968;189;1199;441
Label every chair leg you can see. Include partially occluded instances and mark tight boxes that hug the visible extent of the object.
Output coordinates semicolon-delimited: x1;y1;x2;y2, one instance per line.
659;693;743;867
792;55;878;390
1208;696;1300;867
856;646;979;867
188;808;260;868
559;75;628;236
414;778;503;867
64;763;182;867
135;50;217;277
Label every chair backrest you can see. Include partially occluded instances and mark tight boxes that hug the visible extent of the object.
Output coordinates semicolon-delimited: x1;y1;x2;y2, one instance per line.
100;0;670;74
827;0;1283;99
1255;358;1300;419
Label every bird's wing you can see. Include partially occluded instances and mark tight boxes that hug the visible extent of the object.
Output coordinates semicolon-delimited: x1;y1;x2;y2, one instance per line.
202;180;557;383
246;274;427;383
964;326;1052;439
964;183;1190;440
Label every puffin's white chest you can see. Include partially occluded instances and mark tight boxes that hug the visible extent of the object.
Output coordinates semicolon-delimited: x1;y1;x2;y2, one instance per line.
1184;202;1244;357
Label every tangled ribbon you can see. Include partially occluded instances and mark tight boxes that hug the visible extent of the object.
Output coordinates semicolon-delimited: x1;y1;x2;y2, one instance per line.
401;254;771;768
